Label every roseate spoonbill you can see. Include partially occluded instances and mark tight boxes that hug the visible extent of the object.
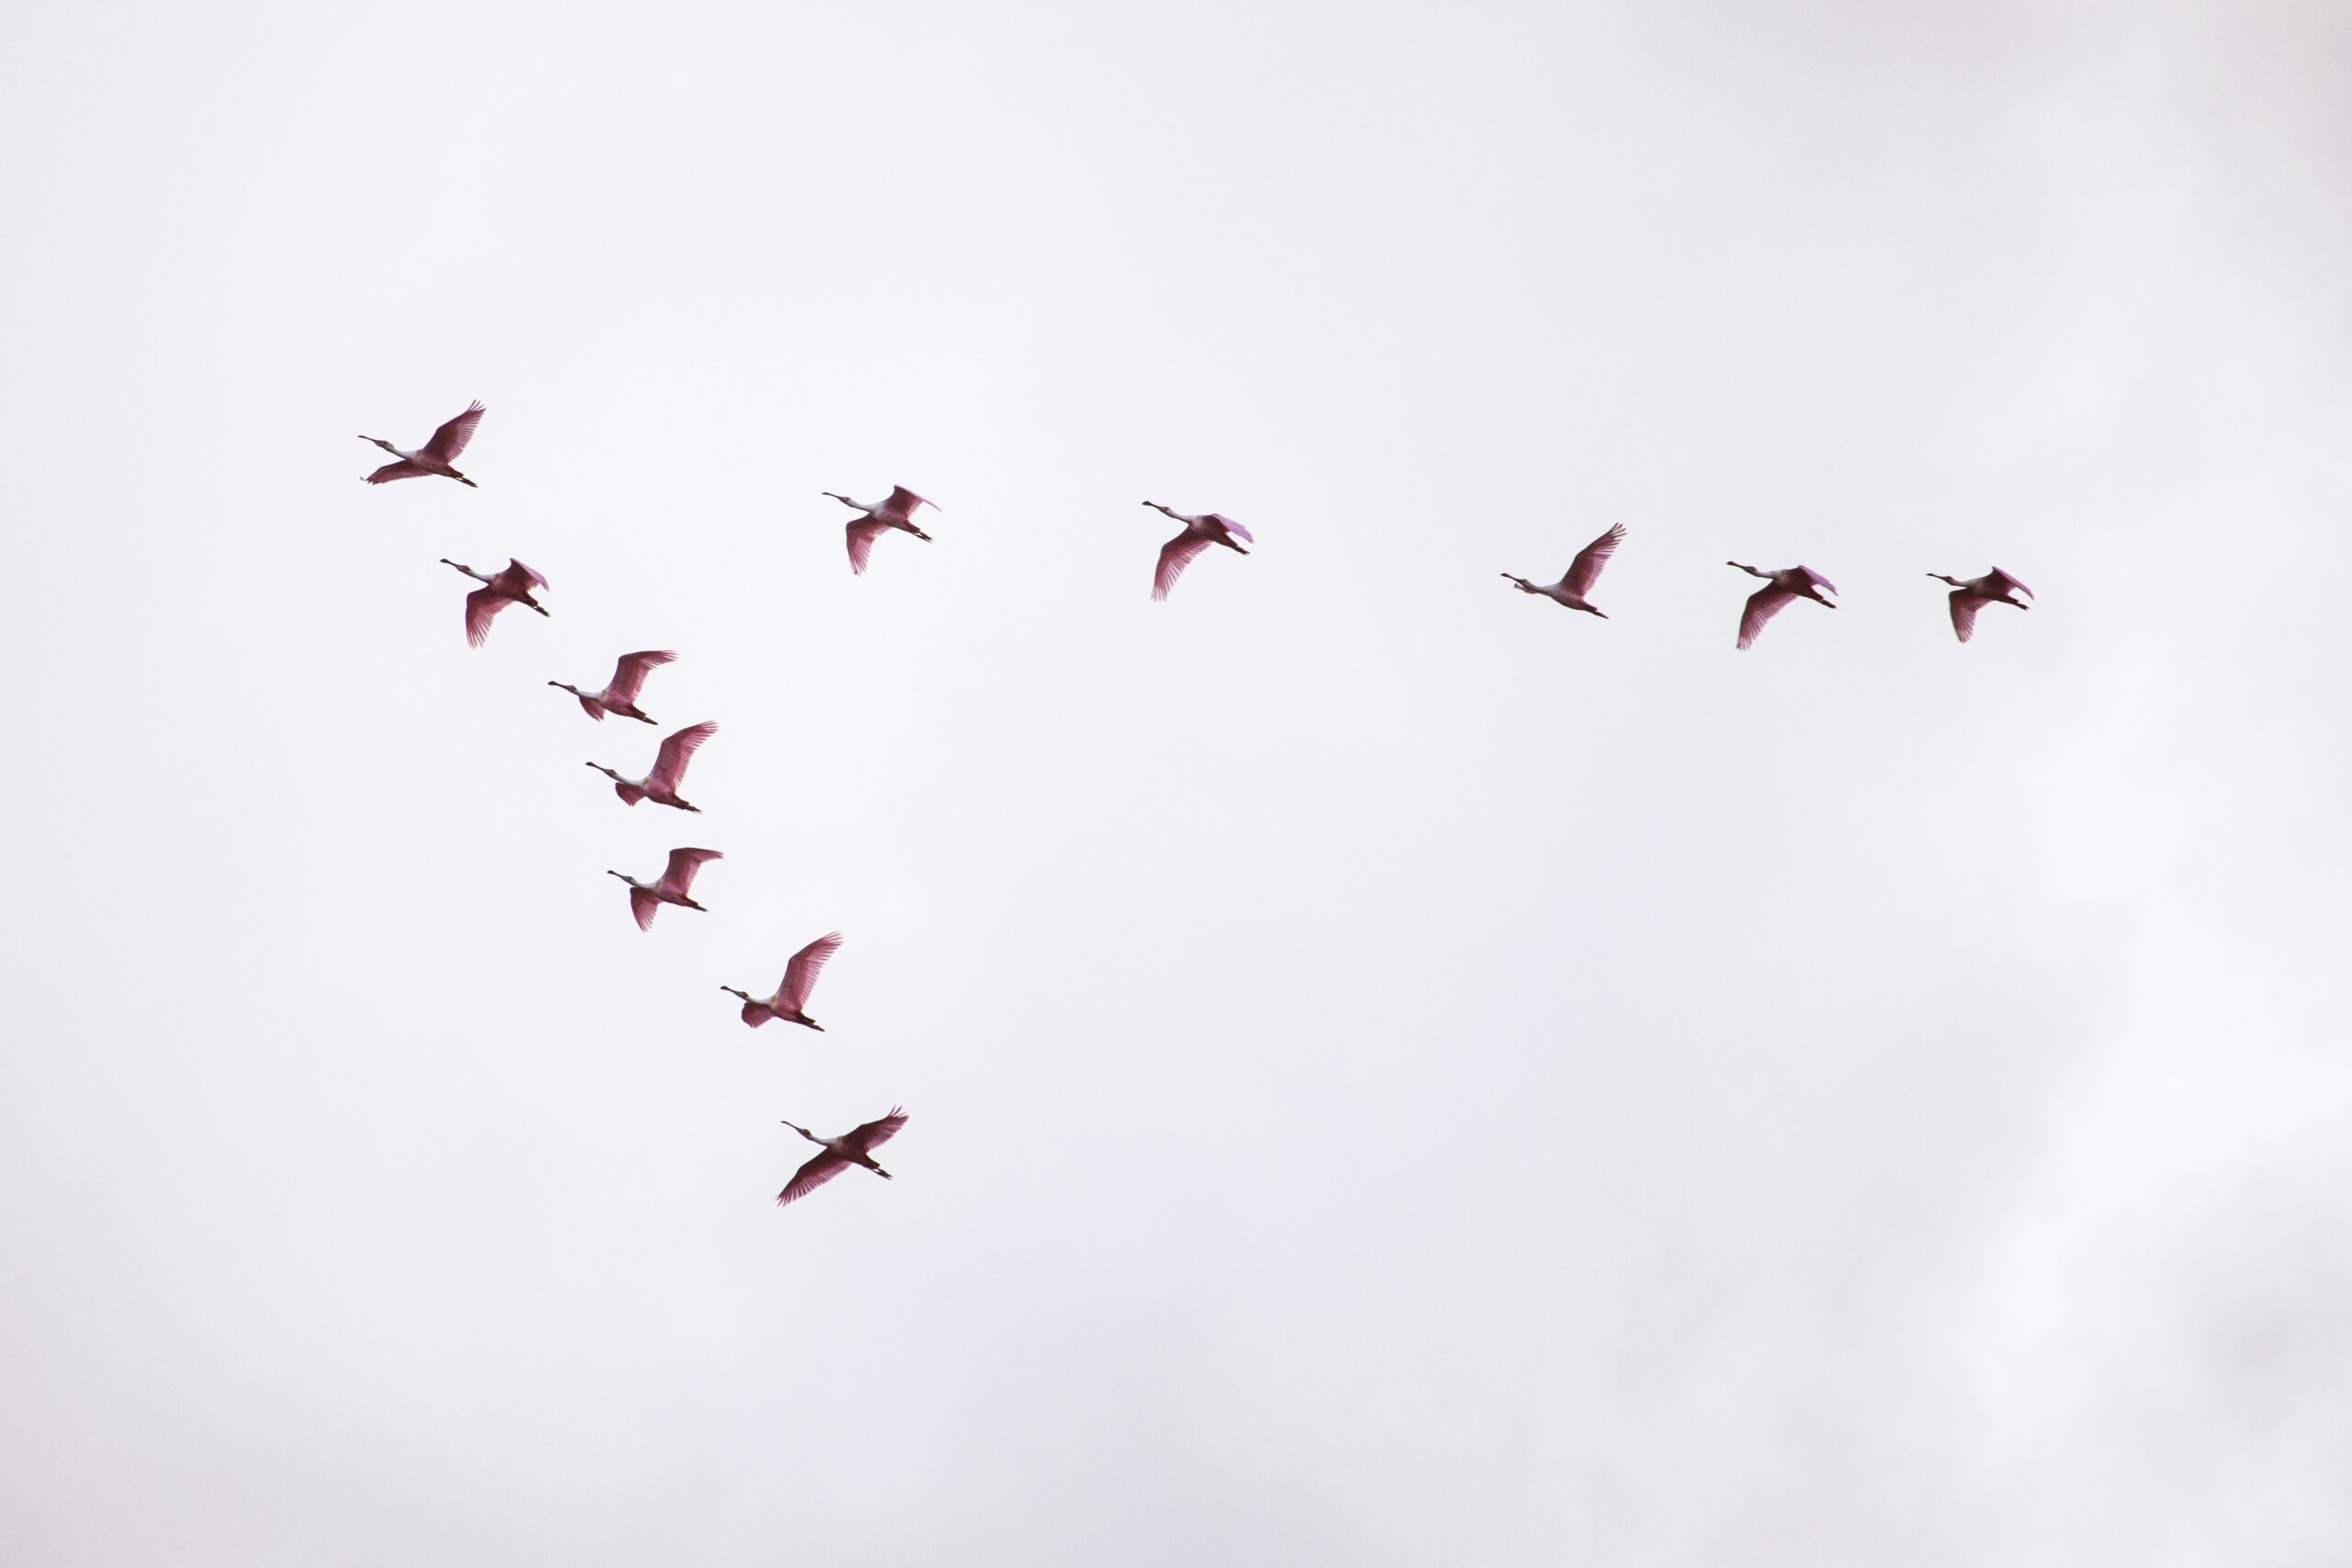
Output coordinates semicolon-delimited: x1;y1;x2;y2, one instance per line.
721;931;843;1030
440;558;548;647
1928;568;2033;643
1145;502;1252;601
362;401;484;486
776;1108;908;1207
551;650;676;724
1503;523;1625;618
826;487;936;575
607;848;722;931
587;720;716;812
1728;562;1838;649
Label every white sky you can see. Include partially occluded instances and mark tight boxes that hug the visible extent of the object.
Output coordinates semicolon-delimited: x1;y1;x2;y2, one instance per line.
4;2;2349;1562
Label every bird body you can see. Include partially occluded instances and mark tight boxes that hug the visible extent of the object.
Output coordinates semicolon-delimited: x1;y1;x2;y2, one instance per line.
1728;561;1838;649
608;848;722;931
1146;501;1253;600
1928;568;2033;643
776;1108;907;1207
827;487;937;574
362;401;483;486
441;558;548;646
722;931;843;1030
588;720;716;811
1504;523;1625;617
551;649;676;723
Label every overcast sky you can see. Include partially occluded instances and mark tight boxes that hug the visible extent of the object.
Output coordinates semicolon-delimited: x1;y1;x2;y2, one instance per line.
4;1;2349;1562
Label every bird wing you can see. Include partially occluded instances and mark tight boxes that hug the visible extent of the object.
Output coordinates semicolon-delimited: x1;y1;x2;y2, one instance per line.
649;721;717;791
365;459;430;484
1989;567;2032;599
605;649;676;705
660;846;722;896
464;587;508;648
846;520;888;575
779;931;844;1010
776;1150;852;1207
628;886;661;931
1736;587;1796;649
422;400;485;463
490;558;548;595
1949;591;1983;643
1563;523;1625;597
1208;513;1253;544
1153;532;1214;600
1798;566;1837;594
883;485;932;518
844;1107;908;1156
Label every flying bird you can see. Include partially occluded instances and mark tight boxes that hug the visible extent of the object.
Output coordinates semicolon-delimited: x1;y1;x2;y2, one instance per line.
721;931;843;1030
1727;561;1838;649
1503;523;1625;618
441;558;548;647
587;720;716;812
607;848;722;931
551;649;677;724
776;1108;908;1208
1928;568;2033;643
1145;502;1252;601
362;401;484;487
826;487;937;575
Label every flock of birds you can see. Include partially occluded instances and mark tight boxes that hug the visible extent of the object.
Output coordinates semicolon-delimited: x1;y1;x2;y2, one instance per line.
363;399;2039;1210
1500;520;2035;647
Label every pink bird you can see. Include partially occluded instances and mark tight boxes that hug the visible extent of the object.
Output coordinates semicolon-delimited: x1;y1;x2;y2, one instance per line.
721;931;843;1030
361;401;484;487
827;487;937;575
587;720;716;812
550;649;677;724
1145;501;1253;601
440;558;548;647
607;848;722;931
1503;523;1625;618
776;1108;908;1208
1928;568;2033;643
1728;561;1838;649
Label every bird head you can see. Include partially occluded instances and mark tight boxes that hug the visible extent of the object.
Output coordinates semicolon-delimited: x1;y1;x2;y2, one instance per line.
586;762;620;780
1928;573;1962;586
721;986;750;1000
549;681;579;694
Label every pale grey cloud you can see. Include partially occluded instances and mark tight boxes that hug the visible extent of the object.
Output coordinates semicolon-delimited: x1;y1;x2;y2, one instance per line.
2;2;2346;1563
